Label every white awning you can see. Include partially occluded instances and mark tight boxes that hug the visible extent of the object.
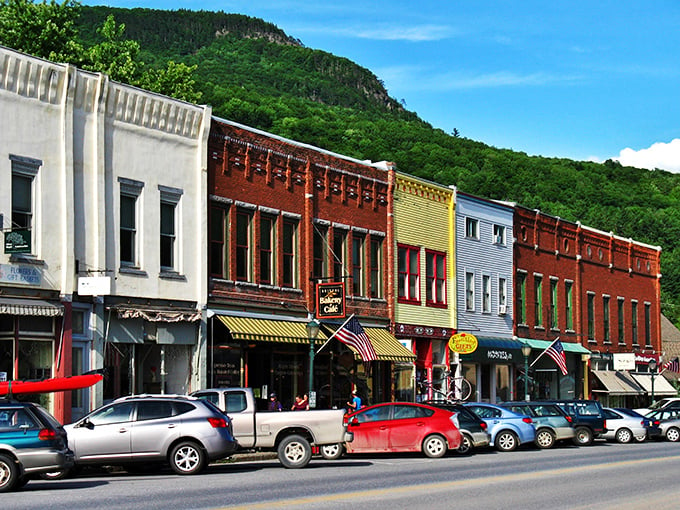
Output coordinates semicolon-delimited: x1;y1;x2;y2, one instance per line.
0;297;63;316
631;373;678;397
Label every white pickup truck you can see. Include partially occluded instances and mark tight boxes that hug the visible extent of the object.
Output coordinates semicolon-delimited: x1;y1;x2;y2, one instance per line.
191;388;352;468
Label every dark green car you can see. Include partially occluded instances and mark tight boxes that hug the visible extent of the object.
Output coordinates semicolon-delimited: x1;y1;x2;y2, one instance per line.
0;399;74;492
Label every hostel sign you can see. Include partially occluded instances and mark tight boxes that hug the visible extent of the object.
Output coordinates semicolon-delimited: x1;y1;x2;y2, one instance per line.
316;282;345;319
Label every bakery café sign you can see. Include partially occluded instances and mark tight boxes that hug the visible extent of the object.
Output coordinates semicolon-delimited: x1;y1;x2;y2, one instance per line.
316;282;345;319
449;333;478;354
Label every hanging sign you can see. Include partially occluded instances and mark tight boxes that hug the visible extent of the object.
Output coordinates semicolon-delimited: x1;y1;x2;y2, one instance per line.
316;282;346;319
449;332;478;354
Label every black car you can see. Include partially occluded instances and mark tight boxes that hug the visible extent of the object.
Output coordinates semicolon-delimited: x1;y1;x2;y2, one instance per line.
421;401;491;454
545;399;607;446
0;399;74;492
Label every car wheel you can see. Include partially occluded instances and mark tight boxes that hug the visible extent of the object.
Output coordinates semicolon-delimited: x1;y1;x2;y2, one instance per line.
666;427;680;442
422;434;448;458
320;443;343;460
0;454;19;493
535;429;556;449
277;434;312;469
39;469;71;480
635;434;647;443
495;431;518;452
573;427;593;446
615;428;634;444
169;441;206;475
457;433;473;455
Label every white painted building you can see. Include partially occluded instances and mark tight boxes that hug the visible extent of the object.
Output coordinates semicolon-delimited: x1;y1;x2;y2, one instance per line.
0;45;211;421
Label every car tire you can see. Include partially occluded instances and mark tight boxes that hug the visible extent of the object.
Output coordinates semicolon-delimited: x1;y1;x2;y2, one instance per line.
615;428;634;444
634;434;647;443
495;431;519;452
535;429;556;449
457;433;473;455
39;469;72;480
665;427;680;442
319;443;343;460
422;434;448;458
277;434;312;469
169;441;206;475
573;427;593;446
0;453;19;493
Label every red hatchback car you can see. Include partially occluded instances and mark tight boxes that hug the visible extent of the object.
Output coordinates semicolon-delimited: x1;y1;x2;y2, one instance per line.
342;402;461;458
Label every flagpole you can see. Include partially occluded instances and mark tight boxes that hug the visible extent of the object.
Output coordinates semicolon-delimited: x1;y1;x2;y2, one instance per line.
315;314;355;355
530;337;560;367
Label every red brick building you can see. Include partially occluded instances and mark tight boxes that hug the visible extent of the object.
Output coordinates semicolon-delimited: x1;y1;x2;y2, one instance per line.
206;118;414;409
513;206;662;401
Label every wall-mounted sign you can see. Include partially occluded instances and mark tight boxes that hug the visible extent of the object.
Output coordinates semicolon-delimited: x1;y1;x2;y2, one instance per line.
613;353;636;370
449;333;478;354
0;263;41;286
316;282;345;319
78;276;112;296
4;229;31;253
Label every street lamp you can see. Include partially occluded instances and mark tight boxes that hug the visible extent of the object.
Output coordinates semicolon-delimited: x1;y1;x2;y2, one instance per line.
521;342;532;401
649;358;658;406
306;317;320;408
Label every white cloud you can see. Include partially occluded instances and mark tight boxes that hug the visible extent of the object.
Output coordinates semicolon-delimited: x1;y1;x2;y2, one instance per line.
297;23;458;42
614;139;680;173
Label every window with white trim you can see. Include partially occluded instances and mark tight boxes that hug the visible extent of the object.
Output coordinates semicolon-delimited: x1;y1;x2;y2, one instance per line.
159;186;182;273
119;178;144;267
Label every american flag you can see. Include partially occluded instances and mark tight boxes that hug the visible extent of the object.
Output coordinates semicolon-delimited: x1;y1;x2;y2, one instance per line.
335;315;378;362
545;338;568;376
663;357;680;373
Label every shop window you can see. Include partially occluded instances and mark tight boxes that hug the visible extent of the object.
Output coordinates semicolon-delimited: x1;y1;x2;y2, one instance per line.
426;250;446;306
18;316;53;334
18;339;52;380
0;339;13;380
398;245;420;303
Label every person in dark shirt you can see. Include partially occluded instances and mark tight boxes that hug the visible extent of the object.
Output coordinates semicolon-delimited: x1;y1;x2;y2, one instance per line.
291;394;309;411
268;392;283;411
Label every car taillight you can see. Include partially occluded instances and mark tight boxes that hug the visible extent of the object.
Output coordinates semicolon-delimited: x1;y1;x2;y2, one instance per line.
207;417;228;428
653;420;661;426
565;416;573;423
480;421;487;430
603;420;607;430
522;417;533;424
38;428;57;440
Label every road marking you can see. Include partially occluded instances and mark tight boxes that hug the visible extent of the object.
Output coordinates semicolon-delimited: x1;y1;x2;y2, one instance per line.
219;454;680;509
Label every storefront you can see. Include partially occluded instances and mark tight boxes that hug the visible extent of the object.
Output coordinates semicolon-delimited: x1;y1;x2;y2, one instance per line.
103;303;200;402
211;314;415;409
459;337;524;403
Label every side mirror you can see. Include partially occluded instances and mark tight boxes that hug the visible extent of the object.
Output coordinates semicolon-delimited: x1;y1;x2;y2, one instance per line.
79;419;94;430
350;417;359;426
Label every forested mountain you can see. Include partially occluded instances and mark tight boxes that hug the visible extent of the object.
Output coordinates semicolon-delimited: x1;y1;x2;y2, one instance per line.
72;6;680;322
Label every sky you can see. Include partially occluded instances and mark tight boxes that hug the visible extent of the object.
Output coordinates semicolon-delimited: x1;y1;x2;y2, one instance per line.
82;1;680;172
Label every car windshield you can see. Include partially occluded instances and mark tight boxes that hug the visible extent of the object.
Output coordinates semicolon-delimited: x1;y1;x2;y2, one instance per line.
648;398;674;410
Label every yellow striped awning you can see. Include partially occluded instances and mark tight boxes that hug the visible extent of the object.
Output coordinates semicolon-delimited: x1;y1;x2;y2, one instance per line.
216;315;324;344
359;328;416;362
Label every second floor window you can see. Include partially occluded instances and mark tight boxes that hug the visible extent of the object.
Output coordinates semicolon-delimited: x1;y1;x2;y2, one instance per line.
498;277;507;314
352;234;364;296
482;275;491;313
534;276;543;327
313;226;327;281
259;216;275;285
565;282;573;330
370;238;383;298
493;224;506;245
587;293;595;340
426;250;446;306
603;296;611;343
645;303;651;346
236;210;251;281
398;245;420;303
209;205;228;278
549;279;558;329
618;298;625;344
632;301;639;345
333;230;346;281
282;219;297;288
516;273;526;324
160;201;176;270
119;178;144;267
465;217;479;239
465;272;475;311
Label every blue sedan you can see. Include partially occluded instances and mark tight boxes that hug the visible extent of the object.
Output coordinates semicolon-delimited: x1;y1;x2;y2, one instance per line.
464;403;536;452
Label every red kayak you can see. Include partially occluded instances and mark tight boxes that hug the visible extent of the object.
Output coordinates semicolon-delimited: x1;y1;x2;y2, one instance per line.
0;373;103;396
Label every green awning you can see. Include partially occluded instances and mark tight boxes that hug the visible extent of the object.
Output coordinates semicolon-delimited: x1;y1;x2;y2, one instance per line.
518;338;591;354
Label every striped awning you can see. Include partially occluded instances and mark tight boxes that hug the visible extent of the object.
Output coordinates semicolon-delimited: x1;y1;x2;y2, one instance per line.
0;297;63;317
362;328;416;362
216;315;320;344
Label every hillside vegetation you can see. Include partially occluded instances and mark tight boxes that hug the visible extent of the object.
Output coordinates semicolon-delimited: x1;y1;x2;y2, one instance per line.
66;6;680;323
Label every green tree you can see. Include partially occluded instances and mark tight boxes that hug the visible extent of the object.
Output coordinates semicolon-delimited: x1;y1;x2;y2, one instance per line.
0;0;83;62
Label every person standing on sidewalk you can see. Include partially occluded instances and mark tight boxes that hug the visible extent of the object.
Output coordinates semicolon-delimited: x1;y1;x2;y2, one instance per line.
347;389;362;413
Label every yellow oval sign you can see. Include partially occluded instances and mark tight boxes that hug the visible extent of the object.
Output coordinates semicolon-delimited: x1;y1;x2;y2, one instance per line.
449;333;478;354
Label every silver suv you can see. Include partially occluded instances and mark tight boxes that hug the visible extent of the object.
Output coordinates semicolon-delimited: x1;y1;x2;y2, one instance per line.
60;394;238;476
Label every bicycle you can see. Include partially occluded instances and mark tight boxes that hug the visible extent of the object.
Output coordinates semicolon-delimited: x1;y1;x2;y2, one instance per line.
418;371;472;402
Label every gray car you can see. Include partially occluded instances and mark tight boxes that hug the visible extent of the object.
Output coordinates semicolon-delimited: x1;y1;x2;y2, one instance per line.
500;402;575;449
602;408;648;443
59;395;238;476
